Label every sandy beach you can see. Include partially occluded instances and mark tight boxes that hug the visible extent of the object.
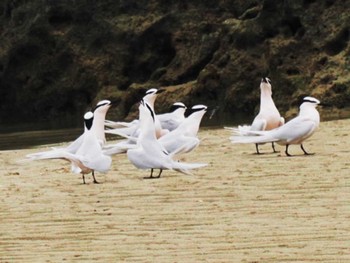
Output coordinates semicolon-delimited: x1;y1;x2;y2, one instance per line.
1;118;349;262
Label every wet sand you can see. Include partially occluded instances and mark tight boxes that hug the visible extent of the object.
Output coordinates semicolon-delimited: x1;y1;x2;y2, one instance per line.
1;118;349;262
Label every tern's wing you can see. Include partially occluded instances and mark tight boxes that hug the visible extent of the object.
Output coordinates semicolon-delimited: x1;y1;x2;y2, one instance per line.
279;117;285;126
250;118;267;131
82;155;112;173
65;134;84;153
169;136;200;156
273;117;318;143
160;118;179;131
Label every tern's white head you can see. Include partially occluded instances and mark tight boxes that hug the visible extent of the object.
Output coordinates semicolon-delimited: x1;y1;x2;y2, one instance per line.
143;88;165;107
170;102;187;112
189;105;207;117
260;77;272;95
301;97;320;107
183;105;207;136
94;100;112;114
191;105;207;111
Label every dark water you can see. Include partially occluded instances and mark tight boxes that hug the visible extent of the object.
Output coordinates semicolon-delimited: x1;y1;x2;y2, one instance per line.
0;116;84;150
0;112;247;150
0;128;83;151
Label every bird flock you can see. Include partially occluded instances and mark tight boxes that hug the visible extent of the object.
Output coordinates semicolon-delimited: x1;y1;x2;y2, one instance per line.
27;78;321;184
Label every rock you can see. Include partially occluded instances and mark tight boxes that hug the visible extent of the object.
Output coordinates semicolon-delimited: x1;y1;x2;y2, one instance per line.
0;0;349;126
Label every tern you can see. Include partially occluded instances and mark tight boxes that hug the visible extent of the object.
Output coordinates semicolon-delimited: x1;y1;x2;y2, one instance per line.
126;100;207;178
61;100;113;154
158;105;207;154
230;97;321;157
157;102;187;131
27;112;112;184
233;78;285;154
27;99;113;177
106;88;168;139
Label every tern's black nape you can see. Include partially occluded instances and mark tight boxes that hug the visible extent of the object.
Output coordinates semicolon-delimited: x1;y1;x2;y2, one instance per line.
84;112;94;130
93;100;112;111
145;88;158;95
169;102;186;112
186;105;207;116
302;97;320;104
261;77;271;84
145;103;155;122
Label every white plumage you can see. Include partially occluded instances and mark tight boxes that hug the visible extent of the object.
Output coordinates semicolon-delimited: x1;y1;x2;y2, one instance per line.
234;78;284;154
27;112;112;183
126;100;207;178
230;97;321;156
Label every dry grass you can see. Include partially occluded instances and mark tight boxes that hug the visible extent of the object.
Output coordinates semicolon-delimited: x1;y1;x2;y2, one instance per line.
1;119;349;262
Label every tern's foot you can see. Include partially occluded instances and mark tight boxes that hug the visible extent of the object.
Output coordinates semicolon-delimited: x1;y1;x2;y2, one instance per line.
143;176;160;180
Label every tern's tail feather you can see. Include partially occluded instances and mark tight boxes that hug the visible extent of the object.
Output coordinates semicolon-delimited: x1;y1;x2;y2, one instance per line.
230;133;278;144
103;140;137;155
172;162;207;175
237;125;252;134
224;125;253;135
26;149;67;160
26;149;84;167
105;120;138;129
105;127;138;140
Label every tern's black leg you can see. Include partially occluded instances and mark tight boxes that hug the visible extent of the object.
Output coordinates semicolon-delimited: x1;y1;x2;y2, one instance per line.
271;142;278;153
301;144;314;155
255;144;260;154
155;169;163;178
82;174;86;184
285;145;292;157
144;169;154;179
92;171;100;184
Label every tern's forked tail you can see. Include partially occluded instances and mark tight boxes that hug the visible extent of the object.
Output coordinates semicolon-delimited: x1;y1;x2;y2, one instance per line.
230;133;278;144
172;161;207;175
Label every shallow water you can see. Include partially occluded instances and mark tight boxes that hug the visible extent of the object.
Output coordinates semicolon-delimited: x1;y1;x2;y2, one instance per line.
0;112;242;150
0;128;83;150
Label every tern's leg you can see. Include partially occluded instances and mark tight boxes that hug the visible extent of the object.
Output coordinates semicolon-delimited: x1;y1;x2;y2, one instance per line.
92;171;100;184
301;144;314;155
82;174;86;184
255;144;260;154
271;142;278;153
144;169;154;179
285;145;292;157
155;169;163;178
144;169;163;179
